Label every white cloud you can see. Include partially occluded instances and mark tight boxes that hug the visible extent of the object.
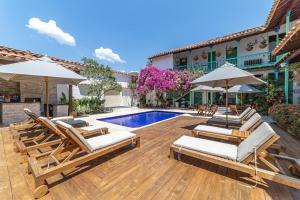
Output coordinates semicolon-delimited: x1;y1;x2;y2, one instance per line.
94;47;125;63
27;17;76;46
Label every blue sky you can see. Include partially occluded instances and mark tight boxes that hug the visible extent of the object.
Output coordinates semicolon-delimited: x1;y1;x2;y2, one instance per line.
0;0;273;72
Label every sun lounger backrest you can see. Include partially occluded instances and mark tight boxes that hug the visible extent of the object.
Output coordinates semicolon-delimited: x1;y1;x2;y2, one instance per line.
237;122;277;162
239;107;251;119
243;109;256;120
38;117;65;138
239;113;262;132
56;120;94;153
24;108;39;121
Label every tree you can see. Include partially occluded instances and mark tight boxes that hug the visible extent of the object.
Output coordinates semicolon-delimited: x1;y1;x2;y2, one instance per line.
81;57;122;110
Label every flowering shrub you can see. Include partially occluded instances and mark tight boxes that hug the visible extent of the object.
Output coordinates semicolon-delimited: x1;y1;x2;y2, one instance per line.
136;65;199;107
269;104;300;138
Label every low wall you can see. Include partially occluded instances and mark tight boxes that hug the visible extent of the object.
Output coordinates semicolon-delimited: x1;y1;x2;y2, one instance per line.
0;102;40;125
53;104;69;117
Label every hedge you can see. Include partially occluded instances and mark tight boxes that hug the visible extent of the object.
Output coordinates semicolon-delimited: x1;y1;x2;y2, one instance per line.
268;104;300;138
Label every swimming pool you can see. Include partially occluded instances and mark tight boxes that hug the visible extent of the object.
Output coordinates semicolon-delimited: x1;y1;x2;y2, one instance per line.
98;111;183;128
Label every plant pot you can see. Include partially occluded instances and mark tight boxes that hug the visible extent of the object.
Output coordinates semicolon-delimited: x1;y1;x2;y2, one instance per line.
246;46;253;51
259;43;267;49
193;55;199;61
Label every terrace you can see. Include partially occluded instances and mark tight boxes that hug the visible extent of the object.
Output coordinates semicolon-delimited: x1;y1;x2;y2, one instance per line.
1;114;300;200
174;51;288;73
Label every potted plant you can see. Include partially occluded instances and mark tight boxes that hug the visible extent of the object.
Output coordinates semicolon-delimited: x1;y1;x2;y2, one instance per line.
201;51;208;59
259;37;267;49
246;39;257;51
216;51;222;57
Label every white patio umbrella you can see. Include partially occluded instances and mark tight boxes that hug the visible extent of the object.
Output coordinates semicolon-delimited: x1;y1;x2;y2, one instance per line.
192;62;265;127
0;56;86;116
191;85;225;105
228;84;262;105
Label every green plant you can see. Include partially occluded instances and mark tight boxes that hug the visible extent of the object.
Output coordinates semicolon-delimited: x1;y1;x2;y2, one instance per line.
269;104;300;138
73;97;105;115
59;92;68;104
253;82;284;114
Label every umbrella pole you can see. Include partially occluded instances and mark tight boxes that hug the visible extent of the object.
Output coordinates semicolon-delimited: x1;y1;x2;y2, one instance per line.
241;93;243;107
225;80;229;128
45;77;49;117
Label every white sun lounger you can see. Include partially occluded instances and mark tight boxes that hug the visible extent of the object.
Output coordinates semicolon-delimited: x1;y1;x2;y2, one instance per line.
213;107;252;120
207;109;257;127
193;113;262;141
170;122;300;189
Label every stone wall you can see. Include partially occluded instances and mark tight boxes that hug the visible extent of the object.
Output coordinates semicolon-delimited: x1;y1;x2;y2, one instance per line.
0;102;40;125
20;80;58;111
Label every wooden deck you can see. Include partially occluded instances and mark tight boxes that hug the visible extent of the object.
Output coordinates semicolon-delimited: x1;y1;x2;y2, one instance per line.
1;116;300;200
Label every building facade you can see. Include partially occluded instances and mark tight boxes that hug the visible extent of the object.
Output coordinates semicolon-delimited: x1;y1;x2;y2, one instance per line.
148;0;300;106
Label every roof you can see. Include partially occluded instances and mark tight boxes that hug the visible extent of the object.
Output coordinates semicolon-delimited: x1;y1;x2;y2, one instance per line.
0;45;135;76
272;20;300;55
0;45;85;72
149;0;300;59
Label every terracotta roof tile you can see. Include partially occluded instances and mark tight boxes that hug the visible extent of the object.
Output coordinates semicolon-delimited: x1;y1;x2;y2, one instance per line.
0;45;86;72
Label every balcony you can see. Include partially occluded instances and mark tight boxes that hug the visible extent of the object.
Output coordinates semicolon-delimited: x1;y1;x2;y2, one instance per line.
174;52;285;73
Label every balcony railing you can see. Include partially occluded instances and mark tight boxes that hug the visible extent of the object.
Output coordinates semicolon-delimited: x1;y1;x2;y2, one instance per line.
174;52;281;73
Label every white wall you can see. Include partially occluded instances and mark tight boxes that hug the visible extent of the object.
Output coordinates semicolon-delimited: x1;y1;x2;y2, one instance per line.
151;54;174;70
70;71;135;108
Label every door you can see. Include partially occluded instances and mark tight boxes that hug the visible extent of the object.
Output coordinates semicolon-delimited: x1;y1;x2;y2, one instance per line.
226;47;237;65
208;51;217;71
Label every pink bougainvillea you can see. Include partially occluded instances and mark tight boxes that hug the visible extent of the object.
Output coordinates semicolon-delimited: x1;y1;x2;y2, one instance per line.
136;65;198;96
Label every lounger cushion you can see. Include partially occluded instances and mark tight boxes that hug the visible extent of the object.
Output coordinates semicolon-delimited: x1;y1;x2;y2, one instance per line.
239;113;261;132
243;109;256;120
86;131;136;151
239;107;252;119
208;117;241;125
194;125;232;135
173;135;237;160
213;114;240;120
80;125;105;132
56;121;94;152
51;116;74;123
237;122;275;162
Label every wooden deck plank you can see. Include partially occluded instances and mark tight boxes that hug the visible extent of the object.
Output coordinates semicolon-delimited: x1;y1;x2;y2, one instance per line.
0;116;300;199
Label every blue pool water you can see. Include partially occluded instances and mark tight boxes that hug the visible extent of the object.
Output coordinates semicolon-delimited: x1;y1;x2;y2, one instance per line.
98;111;183;128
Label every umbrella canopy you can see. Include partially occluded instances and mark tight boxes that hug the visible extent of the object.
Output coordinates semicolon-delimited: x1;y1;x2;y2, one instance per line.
191;85;225;92
0;56;86;84
0;56;86;116
191;62;266;87
191;62;265;127
228;85;262;93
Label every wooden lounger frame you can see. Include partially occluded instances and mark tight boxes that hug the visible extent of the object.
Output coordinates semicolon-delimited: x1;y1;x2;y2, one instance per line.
169;134;300;190
14;117;108;155
28;123;140;198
